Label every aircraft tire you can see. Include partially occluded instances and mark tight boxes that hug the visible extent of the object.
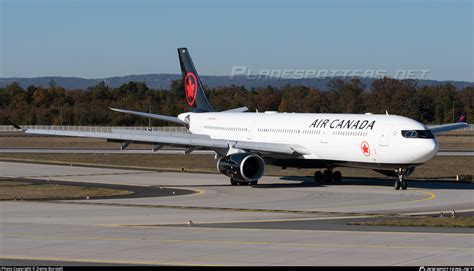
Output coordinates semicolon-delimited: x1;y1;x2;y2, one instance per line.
314;171;323;183
401;180;408;190
394;179;401;190
323;170;333;183
333;171;342;183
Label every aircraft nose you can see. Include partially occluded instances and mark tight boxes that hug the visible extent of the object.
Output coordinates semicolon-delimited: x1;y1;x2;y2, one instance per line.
408;139;439;164
420;139;439;162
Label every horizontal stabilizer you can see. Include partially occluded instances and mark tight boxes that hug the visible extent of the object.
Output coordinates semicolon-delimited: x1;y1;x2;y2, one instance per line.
7;118;22;130
222;107;249;113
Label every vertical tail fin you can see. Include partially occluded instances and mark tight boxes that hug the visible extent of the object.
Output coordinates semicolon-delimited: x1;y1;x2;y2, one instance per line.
177;48;215;112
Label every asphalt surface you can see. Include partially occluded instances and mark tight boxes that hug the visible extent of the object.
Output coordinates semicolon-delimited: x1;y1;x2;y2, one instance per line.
177;215;474;234
0;161;473;266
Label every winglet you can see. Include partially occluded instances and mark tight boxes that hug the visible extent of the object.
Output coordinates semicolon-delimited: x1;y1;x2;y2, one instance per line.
457;112;467;123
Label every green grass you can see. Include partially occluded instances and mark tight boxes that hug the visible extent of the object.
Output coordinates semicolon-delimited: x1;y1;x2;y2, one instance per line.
0;179;133;200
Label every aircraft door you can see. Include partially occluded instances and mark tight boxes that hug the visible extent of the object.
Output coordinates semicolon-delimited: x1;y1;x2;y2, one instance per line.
247;119;256;141
379;125;392;146
320;129;328;143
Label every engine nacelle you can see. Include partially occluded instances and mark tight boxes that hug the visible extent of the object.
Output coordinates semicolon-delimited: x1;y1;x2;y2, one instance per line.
217;153;265;182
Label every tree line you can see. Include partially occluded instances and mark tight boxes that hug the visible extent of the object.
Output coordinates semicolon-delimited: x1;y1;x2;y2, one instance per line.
0;77;472;126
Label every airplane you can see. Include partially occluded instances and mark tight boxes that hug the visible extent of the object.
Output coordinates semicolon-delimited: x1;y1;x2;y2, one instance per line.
9;48;469;190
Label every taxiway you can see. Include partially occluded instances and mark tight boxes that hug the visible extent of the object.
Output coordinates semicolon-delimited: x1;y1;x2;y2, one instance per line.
0;161;473;265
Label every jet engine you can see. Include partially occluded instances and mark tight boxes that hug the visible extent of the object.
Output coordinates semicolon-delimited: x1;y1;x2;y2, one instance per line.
217;153;265;183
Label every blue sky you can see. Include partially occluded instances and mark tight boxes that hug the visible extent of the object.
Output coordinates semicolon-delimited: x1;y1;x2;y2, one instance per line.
0;0;472;81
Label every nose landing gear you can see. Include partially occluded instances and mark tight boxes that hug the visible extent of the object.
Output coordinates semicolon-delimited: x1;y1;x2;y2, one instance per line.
395;167;408;190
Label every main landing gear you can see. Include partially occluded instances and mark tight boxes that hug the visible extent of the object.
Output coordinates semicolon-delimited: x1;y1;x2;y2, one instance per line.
314;169;342;184
230;178;258;186
394;167;408;190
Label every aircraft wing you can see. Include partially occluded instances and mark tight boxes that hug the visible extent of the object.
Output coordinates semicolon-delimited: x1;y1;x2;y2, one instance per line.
22;128;308;156
109;108;187;125
428;122;468;134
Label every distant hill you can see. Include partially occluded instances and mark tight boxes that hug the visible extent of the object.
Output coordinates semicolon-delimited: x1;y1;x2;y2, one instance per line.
0;74;472;90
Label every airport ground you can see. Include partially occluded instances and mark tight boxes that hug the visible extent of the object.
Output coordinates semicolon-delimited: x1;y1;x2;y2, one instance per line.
0;132;473;266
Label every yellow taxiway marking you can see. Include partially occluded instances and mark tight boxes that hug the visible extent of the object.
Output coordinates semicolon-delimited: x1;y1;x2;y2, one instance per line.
1;233;472;251
44;200;376;216
101;224;474;236
112;214;381;226
304;188;437;211
50;188;436;217
0;255;221;266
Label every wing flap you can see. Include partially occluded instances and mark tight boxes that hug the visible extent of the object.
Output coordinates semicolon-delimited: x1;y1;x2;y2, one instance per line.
24;129;228;149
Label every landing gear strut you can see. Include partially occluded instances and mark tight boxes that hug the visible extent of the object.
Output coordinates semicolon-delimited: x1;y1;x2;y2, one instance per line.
394;168;408;190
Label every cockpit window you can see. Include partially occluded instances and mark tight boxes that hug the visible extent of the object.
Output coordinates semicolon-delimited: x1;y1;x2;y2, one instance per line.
401;130;434;139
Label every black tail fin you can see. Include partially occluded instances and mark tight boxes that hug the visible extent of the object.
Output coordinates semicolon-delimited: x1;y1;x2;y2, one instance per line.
177;48;215;112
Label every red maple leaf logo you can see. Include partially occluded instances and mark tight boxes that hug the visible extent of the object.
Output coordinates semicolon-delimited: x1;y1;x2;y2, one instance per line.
184;73;197;106
361;141;370;156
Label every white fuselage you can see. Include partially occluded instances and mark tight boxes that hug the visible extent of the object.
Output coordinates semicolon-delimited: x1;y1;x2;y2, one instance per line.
180;112;439;167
